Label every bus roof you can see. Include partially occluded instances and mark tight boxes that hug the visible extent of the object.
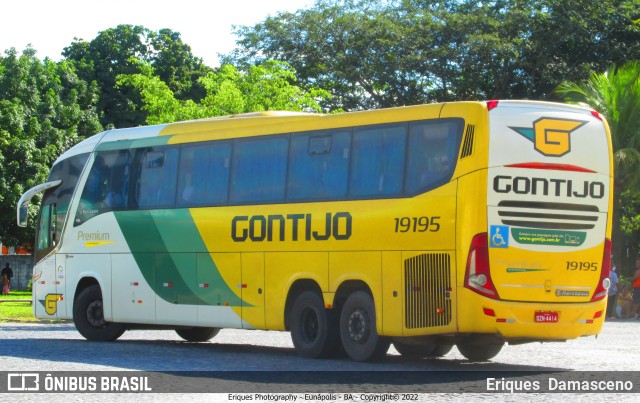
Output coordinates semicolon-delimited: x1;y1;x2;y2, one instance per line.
54;100;597;164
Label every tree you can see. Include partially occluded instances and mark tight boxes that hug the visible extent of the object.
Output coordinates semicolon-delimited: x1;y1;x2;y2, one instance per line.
224;0;410;110
63;25;210;128
556;61;640;276
148;28;212;101
523;0;640;100
0;48;102;247
223;0;640;110
116;60;331;124
63;25;149;128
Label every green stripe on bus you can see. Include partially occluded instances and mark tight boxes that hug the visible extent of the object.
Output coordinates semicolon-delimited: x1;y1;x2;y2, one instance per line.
114;209;244;307
95;136;174;152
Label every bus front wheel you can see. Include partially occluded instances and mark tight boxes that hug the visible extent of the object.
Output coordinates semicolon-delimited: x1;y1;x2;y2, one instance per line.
290;291;340;358
73;284;125;342
176;327;220;342
456;340;504;362
339;291;390;362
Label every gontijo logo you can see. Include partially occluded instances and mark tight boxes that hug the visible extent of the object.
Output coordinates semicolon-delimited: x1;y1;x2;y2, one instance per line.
509;118;587;157
39;293;63;315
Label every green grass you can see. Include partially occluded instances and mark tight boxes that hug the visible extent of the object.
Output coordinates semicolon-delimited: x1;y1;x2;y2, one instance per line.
3;291;31;299
0;291;37;322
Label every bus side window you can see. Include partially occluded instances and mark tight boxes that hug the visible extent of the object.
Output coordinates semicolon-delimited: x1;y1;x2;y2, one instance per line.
75;151;131;225
230;137;288;204
135;147;179;209
350;125;406;198
177;142;231;207
287;130;350;201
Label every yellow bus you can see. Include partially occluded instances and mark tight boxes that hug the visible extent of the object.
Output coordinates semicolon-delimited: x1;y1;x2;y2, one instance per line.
17;100;613;362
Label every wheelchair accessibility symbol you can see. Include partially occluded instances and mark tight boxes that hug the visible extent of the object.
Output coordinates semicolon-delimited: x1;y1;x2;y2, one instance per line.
490;225;509;248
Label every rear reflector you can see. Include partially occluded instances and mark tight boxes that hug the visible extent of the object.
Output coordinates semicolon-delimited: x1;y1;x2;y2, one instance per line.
591;238;612;301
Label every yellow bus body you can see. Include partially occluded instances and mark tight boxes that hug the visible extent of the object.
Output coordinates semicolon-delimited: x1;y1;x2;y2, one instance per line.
21;100;613;361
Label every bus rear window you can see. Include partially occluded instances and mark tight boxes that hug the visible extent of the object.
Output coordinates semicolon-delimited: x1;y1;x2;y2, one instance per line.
405;119;463;195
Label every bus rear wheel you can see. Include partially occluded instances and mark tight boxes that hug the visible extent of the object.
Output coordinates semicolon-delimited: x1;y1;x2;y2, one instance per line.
290;291;340;358
456;340;504;362
339;291;390;362
73;284;125;342
176;327;220;342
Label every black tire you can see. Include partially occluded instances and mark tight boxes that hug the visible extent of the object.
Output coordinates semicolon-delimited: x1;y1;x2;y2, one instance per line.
290;291;341;358
73;284;125;342
457;341;504;362
176;327;220;342
339;291;390;362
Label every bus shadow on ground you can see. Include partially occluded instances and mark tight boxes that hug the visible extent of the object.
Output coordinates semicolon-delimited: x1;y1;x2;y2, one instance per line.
3;330;569;373
3;335;575;392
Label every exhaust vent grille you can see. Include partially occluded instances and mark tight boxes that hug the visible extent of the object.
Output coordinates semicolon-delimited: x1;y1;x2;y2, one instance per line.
460;125;475;158
404;253;452;329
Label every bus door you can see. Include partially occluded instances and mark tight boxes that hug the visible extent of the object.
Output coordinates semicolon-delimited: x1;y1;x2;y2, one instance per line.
33;202;64;318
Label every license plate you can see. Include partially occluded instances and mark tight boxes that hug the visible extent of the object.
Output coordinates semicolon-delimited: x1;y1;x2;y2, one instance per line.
535;311;559;323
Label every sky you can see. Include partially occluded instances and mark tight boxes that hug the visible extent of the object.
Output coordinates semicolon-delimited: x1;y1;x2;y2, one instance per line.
0;0;315;67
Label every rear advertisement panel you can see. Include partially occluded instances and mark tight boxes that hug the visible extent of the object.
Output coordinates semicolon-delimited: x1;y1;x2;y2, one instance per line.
487;102;611;303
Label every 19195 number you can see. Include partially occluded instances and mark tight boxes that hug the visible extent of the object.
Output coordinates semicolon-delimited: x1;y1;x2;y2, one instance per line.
394;216;440;233
566;261;598;271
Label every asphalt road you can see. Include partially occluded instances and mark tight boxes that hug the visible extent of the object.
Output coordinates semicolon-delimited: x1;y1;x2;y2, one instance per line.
1;319;639;401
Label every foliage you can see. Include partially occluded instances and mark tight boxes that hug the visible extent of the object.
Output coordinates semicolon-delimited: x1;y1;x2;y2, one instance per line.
116;60;332;124
557;61;640;187
556;61;640;276
63;25;211;129
0;48;102;247
223;0;640;111
621;190;640;236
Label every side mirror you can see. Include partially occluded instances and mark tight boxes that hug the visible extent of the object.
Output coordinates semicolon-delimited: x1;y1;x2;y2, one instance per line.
16;180;62;228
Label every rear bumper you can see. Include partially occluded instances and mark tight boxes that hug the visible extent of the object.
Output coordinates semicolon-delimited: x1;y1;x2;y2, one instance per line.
457;288;606;341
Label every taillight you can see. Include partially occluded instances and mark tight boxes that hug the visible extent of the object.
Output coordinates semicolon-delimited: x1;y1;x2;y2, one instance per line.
591;238;612;301
591;110;604;121
464;233;499;299
487;100;499;111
